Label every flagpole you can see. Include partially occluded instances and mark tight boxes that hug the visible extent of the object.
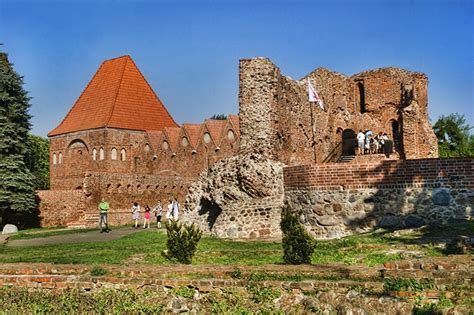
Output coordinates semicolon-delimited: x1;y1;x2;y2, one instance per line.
308;79;318;163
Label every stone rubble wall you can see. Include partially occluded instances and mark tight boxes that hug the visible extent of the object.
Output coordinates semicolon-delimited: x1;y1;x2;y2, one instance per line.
284;158;473;239
182;152;284;239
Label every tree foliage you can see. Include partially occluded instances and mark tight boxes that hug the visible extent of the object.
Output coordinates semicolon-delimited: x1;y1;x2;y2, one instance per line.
164;220;202;264
0;51;36;225
280;205;316;265
433;113;474;157
25;134;49;190
209;114;227;120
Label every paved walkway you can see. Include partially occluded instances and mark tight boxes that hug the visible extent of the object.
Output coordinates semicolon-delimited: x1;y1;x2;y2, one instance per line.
6;227;154;247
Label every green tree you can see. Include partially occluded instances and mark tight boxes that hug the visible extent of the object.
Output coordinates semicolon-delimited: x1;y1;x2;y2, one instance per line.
25;134;49;190
433;113;474;157
280;204;316;265
0;51;36;226
209;114;227;120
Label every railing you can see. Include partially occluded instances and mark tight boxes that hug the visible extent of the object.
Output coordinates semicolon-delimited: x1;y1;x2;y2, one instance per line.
321;141;343;163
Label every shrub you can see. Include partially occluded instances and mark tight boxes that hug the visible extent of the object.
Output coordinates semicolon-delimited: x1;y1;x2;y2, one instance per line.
165;220;202;264
90;266;108;277
280;205;315;264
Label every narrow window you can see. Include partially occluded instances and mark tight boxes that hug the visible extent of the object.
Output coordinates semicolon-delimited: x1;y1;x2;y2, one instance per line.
111;148;117;160
120;148;126;161
358;82;366;113
53;153;57;165
92;148;97;161
58;152;63;164
99;148;105;160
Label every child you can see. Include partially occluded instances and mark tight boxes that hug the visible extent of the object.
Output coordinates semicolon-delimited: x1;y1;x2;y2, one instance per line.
143;205;151;229
152;200;163;228
131;202;140;228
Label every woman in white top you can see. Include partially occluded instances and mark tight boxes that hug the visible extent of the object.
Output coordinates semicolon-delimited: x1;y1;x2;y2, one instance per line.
166;199;173;221
131;202;140;228
172;199;180;220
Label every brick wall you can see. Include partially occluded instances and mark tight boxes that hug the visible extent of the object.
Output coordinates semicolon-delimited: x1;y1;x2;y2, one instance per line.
36;190;86;227
284;158;473;190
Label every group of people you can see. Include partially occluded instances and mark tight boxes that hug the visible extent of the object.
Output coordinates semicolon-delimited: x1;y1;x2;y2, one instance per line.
356;130;390;155
131;199;180;229
97;198;180;233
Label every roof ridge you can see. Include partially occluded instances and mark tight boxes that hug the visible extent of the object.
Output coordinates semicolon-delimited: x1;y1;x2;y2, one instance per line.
105;56;129;127
48;60;107;136
127;57;179;128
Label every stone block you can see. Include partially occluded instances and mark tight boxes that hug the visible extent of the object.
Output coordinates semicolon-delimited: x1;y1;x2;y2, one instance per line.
432;188;451;206
2;224;18;235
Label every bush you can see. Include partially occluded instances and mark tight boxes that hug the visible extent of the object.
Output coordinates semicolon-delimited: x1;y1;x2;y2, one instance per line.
165;220;202;264
280;205;315;264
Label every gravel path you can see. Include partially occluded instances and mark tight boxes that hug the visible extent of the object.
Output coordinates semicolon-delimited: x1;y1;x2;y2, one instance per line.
6;227;151;247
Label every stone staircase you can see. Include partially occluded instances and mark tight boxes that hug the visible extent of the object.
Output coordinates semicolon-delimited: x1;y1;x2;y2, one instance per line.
336;155;356;163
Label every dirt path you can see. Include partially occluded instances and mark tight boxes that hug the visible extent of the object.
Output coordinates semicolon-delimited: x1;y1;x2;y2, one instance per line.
6;227;149;247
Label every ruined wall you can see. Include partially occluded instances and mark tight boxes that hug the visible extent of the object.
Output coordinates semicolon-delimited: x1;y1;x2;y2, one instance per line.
36;190;87;227
284;158;473;239
182;153;284;239
238;58;438;166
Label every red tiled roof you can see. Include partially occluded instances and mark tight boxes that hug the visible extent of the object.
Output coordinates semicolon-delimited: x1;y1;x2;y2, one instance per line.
205;119;227;145
163;127;181;152
48;55;178;136
182;123;202;148
228;114;240;136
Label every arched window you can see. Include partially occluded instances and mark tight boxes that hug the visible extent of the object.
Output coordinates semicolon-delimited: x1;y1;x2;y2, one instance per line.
58;152;63;164
203;132;211;144
227;130;235;141
99;148;105;160
53;153;57;165
111;148;117;160
120;148;126;161
162;141;169;150
144;144;150;152
181;137;189;147
92;148;97;161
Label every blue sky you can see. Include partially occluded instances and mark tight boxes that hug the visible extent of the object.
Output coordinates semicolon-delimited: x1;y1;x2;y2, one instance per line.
1;0;472;137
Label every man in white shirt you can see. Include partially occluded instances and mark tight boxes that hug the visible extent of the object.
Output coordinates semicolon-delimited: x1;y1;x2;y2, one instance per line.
357;130;365;155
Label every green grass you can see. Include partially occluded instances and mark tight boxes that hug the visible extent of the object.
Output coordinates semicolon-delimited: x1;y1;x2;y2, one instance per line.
1;222;470;266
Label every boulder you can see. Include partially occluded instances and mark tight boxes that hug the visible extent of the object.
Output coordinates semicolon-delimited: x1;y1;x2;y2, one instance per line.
432;188;451;206
2;224;18;235
378;215;400;229
317;215;339;226
404;215;426;228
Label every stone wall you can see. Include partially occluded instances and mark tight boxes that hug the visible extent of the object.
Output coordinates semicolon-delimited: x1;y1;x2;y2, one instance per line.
284;158;473;239
36;190;87;227
182;152;284;239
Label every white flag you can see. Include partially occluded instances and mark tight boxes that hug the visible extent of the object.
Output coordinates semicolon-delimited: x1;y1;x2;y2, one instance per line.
308;79;324;110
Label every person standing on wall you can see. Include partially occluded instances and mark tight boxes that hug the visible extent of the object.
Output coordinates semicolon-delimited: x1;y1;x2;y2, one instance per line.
357;130;365;155
131;202;141;228
98;198;110;233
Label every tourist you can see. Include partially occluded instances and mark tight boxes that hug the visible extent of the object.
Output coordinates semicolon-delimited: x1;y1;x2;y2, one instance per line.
373;133;381;153
377;132;385;153
152;200;163;228
98;198;110;233
357;130;365;155
143;205;151;229
131;202;141;228
172;198;180;220
166;199;173;221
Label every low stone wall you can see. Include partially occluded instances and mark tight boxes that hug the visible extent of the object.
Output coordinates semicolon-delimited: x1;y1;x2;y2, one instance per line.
284;158;473;239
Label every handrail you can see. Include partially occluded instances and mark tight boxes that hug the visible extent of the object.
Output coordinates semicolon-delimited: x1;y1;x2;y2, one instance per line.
321;141;343;163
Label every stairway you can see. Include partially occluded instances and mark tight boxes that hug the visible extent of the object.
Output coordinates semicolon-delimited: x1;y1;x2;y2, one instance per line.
336;155;355;163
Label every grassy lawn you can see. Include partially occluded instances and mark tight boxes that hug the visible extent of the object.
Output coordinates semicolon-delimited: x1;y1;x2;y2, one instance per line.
2;221;470;266
9;227;98;240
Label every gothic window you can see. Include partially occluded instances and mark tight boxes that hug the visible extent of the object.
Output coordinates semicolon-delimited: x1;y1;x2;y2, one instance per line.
181;137;189;147
92;148;97;161
203;132;211;144
99;147;105;160
58;152;63;164
111;148;117;160
227;130;235;141
53;153;57;165
162;141;169;150
120;148;126;161
144;144;150;152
